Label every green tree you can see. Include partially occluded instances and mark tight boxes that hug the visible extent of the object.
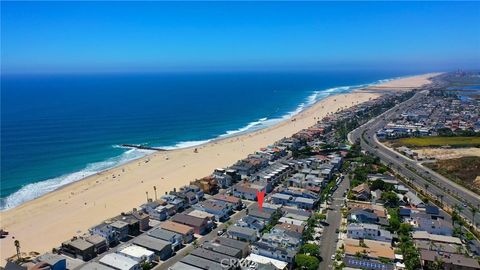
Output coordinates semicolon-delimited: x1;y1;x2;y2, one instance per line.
295;254;320;270
381;191;400;207
141;262;153;270
299;243;320;258
388;208;401;233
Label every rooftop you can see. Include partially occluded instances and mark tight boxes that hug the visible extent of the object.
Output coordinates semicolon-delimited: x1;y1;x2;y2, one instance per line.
344;238;395;260
186;210;215;220
99;253;138;270
172;213;207;227
212;194;240;204
118;244;154;259
412;231;462;244
180;255;223;270
148;227;181;241
213;237;249;251
132;234;171;252
190;248;235;264
66;238;94;251
161;221;194;235
227;225;257;236
77;262;115;270
202;242;241;258
420;250;480;268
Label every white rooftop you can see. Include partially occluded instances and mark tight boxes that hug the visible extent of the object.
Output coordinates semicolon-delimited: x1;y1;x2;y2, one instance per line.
245;253;288;270
118;244;154;261
99;253;138;270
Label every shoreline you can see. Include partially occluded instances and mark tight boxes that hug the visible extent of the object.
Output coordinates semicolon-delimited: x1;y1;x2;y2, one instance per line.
0;74;401;211
0;72;440;264
0;75;407;211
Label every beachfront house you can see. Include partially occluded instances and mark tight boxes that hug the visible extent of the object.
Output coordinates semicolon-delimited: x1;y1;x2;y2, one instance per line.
113;209;149;235
90;222;119;247
110;220;129;241
142;204;168;221
161;195;186;212
36;253;67;270
60;238;96;261
140;200;166;221
212;168;233;188
85;234;108;254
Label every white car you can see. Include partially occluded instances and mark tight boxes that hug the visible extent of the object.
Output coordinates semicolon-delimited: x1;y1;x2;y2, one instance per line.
331;254;336;260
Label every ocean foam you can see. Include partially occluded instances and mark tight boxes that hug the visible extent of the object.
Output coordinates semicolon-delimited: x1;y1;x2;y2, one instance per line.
160;139;213;150
0;147;154;210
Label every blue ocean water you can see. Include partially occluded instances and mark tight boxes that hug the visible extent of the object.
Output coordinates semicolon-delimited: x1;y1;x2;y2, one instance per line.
1;71;410;209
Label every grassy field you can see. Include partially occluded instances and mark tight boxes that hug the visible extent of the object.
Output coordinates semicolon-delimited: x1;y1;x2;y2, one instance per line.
390;136;480;148
425;156;480;196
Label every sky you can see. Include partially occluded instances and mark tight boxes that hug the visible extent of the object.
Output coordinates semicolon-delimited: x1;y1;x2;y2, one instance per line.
1;1;479;74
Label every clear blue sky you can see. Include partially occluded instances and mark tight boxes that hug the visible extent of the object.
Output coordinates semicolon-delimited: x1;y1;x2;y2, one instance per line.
1;1;479;74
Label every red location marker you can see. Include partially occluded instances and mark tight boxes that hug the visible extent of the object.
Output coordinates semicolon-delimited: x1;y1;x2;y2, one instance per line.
256;189;266;212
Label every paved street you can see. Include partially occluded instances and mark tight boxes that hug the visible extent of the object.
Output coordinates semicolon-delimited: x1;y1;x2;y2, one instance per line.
154;204;251;270
318;175;350;270
348;89;480;227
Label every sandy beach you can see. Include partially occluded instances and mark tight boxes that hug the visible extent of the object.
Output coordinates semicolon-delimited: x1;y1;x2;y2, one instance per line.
0;73;439;263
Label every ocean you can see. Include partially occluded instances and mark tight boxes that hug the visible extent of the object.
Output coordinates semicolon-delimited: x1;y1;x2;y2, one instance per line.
1;70;411;210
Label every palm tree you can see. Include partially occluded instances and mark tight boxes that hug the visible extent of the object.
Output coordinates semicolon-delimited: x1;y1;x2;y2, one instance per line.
470;205;477;228
424;183;429;195
14;240;21;260
438;194;444;206
153;186;157;201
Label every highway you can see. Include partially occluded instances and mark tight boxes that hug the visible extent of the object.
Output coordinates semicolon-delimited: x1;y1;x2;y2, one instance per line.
348;89;480;228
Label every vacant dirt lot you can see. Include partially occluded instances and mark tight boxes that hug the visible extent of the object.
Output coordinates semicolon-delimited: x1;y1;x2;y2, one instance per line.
414;147;480;160
425;156;480;195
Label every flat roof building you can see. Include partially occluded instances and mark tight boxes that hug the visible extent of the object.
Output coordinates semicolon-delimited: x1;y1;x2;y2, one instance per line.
99;253;140;270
